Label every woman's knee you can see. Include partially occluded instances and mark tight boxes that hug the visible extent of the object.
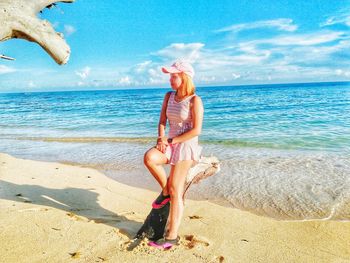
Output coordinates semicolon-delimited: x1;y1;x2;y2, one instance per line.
143;150;153;166
144;148;168;166
144;148;160;166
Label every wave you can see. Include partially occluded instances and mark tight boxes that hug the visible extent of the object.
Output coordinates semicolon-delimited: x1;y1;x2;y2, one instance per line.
202;154;350;221
9;136;347;152
14;136;155;144
10;136;288;149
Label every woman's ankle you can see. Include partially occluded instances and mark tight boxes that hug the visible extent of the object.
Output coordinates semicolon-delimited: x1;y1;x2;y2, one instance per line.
165;232;178;240
162;188;169;196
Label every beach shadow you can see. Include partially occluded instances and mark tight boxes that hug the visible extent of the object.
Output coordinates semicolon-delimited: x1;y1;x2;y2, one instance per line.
0;179;142;238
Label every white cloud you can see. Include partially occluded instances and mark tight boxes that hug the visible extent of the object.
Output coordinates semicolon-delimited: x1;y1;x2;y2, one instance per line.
0;65;16;74
117;76;132;85
147;68;165;84
232;73;241;79
216;18;298;33
198;75;216;83
265;37;350;68
243;31;345;47
75;66;91;80
117;42;268;86
134;60;152;73
118;60;168;86
193;46;271;74
321;10;350;27
28;81;36;88
64;25;76;36
115;30;345;86
154;43;204;62
270;31;344;46
335;69;350;77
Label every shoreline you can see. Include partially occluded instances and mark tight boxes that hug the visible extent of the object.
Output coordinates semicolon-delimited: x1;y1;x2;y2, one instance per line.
2;146;350;221
1;152;350;262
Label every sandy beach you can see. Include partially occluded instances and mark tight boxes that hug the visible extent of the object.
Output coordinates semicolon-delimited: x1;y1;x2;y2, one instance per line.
1;152;350;263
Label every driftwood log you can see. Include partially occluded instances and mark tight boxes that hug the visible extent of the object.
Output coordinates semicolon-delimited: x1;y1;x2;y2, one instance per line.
0;0;74;64
184;156;220;197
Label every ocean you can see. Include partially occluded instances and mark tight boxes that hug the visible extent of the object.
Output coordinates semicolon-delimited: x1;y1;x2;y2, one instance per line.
1;82;350;221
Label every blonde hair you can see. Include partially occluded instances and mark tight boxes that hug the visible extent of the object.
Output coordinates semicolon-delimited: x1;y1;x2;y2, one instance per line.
179;72;195;96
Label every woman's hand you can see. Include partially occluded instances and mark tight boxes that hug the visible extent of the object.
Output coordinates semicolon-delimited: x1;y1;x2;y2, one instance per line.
156;136;168;153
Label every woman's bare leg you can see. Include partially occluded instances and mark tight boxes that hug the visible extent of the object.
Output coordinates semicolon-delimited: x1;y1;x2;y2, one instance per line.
166;160;193;239
144;147;169;194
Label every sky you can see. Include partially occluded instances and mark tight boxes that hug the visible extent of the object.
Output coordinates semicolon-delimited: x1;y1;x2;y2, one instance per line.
0;0;349;92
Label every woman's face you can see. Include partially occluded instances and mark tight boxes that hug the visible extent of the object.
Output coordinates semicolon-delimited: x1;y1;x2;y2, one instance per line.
170;73;182;90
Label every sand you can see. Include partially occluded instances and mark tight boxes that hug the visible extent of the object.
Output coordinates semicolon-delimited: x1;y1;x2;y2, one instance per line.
0;152;350;263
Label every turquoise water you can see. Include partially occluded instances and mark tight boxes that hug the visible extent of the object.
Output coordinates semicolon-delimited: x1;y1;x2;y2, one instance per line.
1;82;350;220
0;82;349;152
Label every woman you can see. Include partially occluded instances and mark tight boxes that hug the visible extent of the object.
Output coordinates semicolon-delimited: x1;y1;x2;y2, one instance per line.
144;60;204;249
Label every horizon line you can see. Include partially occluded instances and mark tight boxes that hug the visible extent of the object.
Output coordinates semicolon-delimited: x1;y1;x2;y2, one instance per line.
0;80;349;95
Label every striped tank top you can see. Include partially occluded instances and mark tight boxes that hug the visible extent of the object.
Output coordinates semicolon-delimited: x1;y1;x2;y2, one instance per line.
166;92;195;138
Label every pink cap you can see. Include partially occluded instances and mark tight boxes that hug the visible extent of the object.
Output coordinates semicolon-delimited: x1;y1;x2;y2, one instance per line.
162;60;195;79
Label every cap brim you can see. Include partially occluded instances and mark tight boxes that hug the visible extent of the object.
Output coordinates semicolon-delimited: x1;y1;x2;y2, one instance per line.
162;66;182;74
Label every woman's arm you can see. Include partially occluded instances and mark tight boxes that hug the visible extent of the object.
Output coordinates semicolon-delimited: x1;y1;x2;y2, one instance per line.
156;92;171;152
171;96;204;144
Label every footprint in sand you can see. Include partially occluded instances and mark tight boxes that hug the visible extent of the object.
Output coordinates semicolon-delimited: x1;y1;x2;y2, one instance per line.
189;215;203;219
69;252;81;259
184;234;210;249
97;256;107;262
218;255;225;262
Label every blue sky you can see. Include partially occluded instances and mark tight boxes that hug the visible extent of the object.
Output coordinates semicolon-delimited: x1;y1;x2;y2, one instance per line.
0;0;349;92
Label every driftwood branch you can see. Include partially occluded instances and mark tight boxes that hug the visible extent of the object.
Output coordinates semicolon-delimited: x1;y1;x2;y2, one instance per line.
0;0;74;65
184;156;220;197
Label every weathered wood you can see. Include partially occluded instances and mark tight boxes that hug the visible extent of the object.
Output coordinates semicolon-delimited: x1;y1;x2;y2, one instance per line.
0;0;74;64
184;156;220;197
